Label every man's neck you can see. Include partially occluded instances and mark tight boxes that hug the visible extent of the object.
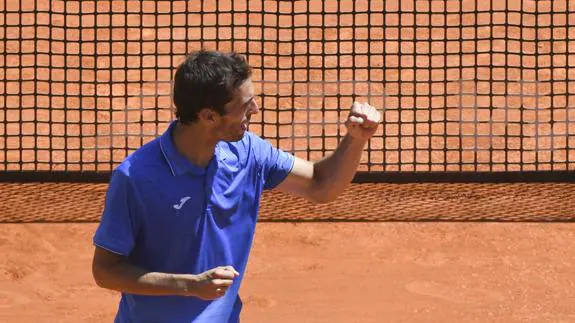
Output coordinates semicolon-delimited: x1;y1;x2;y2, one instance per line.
172;122;218;168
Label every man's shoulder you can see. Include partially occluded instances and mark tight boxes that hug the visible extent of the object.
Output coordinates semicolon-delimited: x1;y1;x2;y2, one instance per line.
239;131;274;151
219;131;271;161
113;137;163;180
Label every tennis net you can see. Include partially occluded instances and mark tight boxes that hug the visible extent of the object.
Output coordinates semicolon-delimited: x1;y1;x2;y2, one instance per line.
1;0;574;182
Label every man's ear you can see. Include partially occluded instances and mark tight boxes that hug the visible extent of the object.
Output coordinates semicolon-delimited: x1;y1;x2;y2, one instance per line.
197;108;220;125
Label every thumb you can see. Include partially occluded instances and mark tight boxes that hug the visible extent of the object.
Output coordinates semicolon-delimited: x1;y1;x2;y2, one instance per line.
214;266;240;279
222;266;240;277
348;115;365;124
213;269;236;279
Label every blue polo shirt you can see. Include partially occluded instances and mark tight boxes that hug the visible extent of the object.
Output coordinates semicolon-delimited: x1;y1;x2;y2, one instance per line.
93;121;295;323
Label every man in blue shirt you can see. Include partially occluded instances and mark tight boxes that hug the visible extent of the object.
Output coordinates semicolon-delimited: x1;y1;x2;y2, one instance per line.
92;50;381;322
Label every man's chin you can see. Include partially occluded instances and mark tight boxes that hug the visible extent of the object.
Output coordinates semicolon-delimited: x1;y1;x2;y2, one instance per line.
223;130;246;142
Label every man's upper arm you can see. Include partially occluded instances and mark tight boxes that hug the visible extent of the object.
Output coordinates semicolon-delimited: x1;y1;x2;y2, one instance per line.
93;244;126;270
275;157;317;201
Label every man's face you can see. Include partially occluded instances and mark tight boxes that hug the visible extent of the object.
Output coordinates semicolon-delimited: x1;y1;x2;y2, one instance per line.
216;79;259;142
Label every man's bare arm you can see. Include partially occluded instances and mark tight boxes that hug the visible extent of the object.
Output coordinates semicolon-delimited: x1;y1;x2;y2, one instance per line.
277;102;381;203
92;246;238;300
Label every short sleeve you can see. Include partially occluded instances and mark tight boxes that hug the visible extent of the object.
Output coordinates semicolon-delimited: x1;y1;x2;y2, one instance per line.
93;168;140;256
250;133;295;190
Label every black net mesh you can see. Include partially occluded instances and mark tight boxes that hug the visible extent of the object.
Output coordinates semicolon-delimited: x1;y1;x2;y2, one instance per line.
1;0;574;178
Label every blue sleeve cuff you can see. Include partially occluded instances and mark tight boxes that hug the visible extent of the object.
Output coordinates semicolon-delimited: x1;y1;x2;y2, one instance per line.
263;152;295;190
93;237;132;257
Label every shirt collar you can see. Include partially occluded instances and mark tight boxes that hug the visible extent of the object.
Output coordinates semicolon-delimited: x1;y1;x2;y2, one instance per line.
159;121;224;176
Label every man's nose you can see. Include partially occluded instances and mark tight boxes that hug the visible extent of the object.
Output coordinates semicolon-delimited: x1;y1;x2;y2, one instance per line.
249;99;260;114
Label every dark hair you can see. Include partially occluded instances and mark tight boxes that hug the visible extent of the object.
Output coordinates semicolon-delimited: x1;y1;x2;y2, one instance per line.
173;50;252;124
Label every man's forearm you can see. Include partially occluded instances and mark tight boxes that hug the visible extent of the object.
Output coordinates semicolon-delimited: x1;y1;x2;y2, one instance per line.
311;133;368;202
93;261;192;296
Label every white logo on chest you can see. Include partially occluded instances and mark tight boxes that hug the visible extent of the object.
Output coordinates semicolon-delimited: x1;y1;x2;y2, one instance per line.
173;196;191;210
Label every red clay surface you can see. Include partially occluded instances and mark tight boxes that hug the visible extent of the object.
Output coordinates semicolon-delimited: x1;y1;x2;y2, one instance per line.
1;223;575;322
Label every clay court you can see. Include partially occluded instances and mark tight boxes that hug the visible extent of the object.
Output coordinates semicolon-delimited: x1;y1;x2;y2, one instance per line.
1;0;575;322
